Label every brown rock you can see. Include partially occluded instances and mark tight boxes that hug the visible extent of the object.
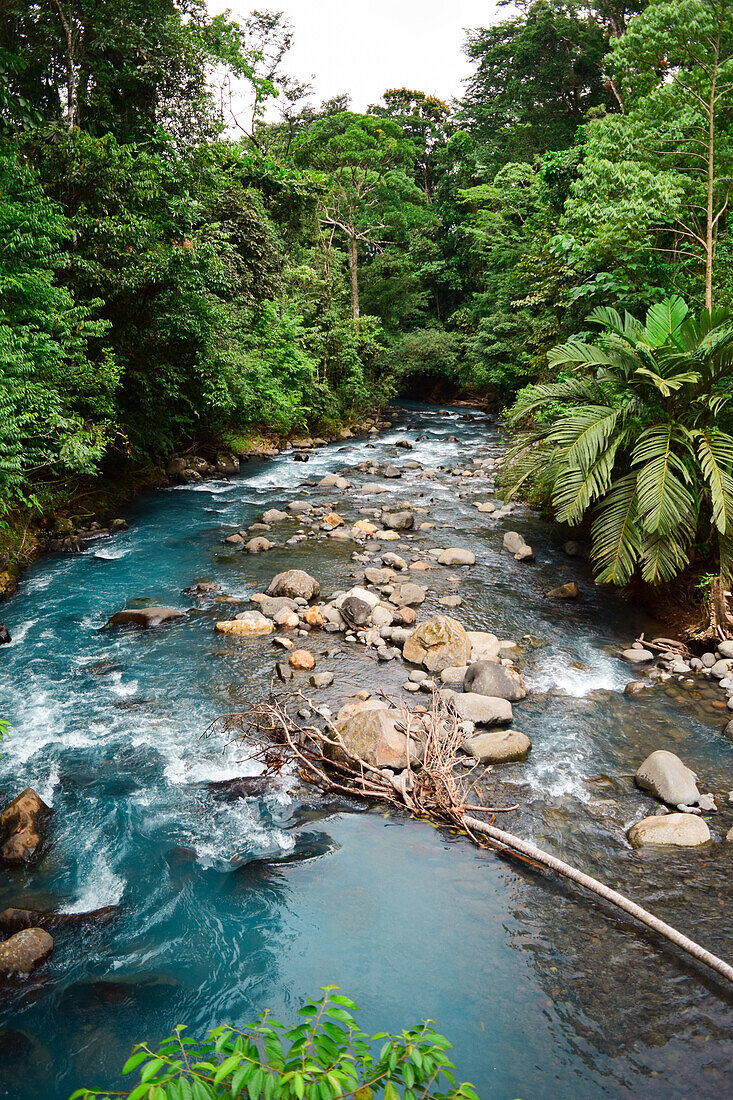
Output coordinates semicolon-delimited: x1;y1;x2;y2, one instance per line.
289;649;316;671
397;607;417;625
215;612;273;637
0;906;118;933
0;928;54;975
330;709;422;770
0;789;50;864
546;582;581;600
403;616;470;672
322;512;345;528
303;606;325;627
105;606;185;629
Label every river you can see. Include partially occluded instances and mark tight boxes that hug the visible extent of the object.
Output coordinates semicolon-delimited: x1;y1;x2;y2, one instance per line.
0;402;731;1099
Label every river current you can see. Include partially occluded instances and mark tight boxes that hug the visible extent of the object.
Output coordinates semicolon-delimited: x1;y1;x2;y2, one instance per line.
0;402;731;1099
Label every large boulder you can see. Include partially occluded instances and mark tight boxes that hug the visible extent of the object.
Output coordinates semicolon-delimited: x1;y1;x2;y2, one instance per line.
267;569;320;601
627;813;710;848
437;548;476;566
330;709;422;770
0;789;50;864
462;729;531;764
0;928;54;975
464;661;526;702
105;606;185;629
440;689;513;726
381;509;414;531
215;612;274;637
215;452;239;475
245;537;273;553
403;616;470;671
635;750;700;807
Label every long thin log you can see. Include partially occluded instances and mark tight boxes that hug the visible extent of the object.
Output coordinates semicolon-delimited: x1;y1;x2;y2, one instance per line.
463;815;733;986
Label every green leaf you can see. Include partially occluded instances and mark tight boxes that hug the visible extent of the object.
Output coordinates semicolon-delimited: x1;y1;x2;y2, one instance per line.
122;1051;150;1076
644;296;688;347
591;473;641;585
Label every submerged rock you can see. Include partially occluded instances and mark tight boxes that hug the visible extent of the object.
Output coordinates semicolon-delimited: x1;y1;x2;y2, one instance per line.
0;789;50;864
464;661;526;702
0;928;54;975
403;616;470;672
546;582;581;600
462;729;531;764
0;625;10;645
635;750;700;806
627;813;710;848
0;906;119;933
105;606;185;629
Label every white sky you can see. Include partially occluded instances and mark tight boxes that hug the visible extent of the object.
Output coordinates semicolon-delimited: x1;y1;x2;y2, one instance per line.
211;1;505;113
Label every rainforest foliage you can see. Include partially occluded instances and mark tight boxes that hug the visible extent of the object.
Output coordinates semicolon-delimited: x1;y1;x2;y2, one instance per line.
1;0;733;583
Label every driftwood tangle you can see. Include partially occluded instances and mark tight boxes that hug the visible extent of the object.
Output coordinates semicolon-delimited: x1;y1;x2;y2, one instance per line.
209;691;733;989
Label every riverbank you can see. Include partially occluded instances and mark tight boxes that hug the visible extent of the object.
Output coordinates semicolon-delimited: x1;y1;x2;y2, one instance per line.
0;410;396;605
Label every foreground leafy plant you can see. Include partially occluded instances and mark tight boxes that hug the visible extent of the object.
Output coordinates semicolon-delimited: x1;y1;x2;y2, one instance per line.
69;987;478;1100
505;295;733;585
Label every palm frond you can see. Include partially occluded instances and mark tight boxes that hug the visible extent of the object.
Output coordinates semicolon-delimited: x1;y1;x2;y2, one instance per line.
644;296;688;347
547;406;621;471
591;473;641;586
633;425;695;535
696;429;733;535
546;341;617;369
639;530;691;584
554;437;621;525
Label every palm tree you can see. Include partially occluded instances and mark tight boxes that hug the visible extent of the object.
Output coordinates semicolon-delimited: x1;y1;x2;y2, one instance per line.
505;296;733;604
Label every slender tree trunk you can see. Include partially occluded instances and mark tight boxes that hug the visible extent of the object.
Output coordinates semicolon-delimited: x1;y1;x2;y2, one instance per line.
51;0;79;130
464;816;733;986
705;58;718;312
347;234;360;319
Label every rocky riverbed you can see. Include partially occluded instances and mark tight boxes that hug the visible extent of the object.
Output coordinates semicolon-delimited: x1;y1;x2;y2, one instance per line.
0;402;731;1099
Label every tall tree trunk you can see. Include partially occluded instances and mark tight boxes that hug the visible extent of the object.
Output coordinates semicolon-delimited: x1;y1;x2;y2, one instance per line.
705;47;718;312
347;235;360;319
51;0;79;130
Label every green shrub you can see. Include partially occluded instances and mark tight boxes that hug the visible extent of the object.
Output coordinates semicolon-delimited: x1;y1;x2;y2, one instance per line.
70;988;478;1100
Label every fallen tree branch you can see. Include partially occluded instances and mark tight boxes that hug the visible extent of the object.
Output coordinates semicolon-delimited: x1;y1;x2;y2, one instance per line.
210;691;733;989
463;815;733;986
